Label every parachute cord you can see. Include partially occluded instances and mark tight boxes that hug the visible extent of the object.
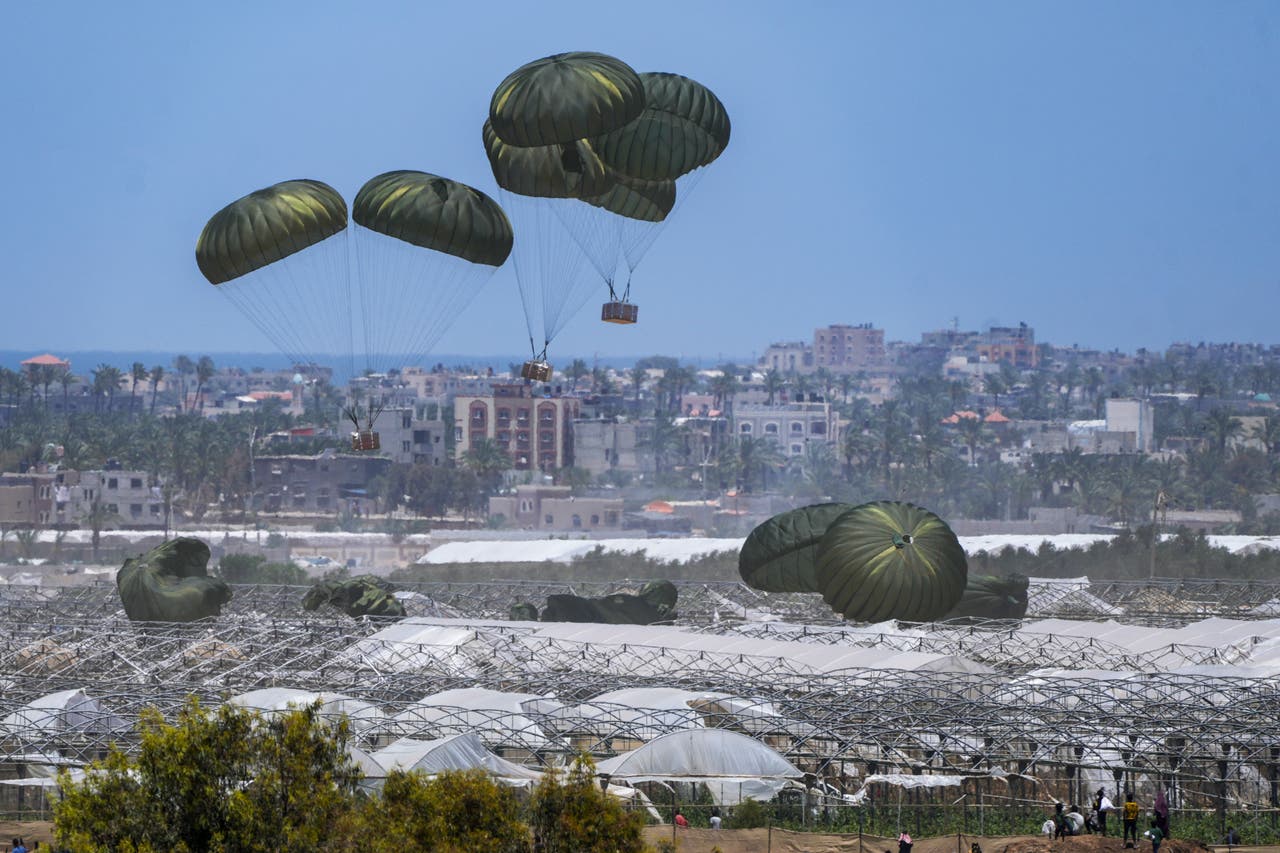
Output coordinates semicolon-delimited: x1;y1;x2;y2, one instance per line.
621;276;632;303
606;280;619;302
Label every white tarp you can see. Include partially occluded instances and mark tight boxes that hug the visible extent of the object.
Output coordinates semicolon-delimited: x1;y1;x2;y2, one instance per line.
418;538;741;565
0;688;127;739
394;687;562;750
228;687;387;737
597;729;801;805
371;732;544;787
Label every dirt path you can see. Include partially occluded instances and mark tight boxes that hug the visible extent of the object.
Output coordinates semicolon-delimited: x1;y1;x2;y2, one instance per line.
640;829;1234;853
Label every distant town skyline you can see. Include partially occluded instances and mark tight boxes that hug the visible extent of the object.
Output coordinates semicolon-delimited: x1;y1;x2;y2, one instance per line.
2;2;1277;358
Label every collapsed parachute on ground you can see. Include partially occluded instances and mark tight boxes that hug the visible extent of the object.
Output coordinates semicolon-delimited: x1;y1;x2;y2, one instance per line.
738;503;855;593
513;580;678;625
817;501;968;623
943;573;1029;621
117;538;232;623
302;575;406;619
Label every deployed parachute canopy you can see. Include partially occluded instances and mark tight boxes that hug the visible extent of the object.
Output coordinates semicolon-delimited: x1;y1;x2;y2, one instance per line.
482;53;729;377
197;173;511;447
943;573;1030;621
738;503;855;594
116;538;232;623
817;501;968;623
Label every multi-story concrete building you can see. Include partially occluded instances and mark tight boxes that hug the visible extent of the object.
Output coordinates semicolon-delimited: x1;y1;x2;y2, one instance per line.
488;484;622;531
813;324;886;373
0;472;54;527
732;401;838;457
1104;398;1154;453
454;383;579;472
976;323;1039;368
371;407;449;467
253;451;392;514
760;342;813;375
53;469;165;527
573;419;655;478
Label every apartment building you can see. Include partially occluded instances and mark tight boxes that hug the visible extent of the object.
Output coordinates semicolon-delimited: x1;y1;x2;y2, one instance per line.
0;472;54;526
488;484;622;531
454;383;579;471
732;400;838;457
813;323;886;372
253;451;392;514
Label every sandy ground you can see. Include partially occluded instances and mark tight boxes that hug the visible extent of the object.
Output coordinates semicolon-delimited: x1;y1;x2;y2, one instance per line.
639;829;1234;853
0;822;1258;853
0;820;54;849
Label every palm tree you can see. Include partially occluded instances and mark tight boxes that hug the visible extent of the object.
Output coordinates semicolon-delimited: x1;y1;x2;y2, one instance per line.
130;362;147;415
462;438;511;499
762;369;784;405
642;410;684;473
91;364;123;413
956;416;987;468
56;366;75;411
1203;407;1242;455
1252;416;1280;455
195;355;216;413
628;366;647;410
708;367;740;414
172;354;194;411
737;435;784;492
983;374;1007;411
565;358;589;392
149;365;165;415
80;498;121;562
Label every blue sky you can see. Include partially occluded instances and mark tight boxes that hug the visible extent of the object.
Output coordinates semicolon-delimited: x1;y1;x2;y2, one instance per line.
1;1;1276;363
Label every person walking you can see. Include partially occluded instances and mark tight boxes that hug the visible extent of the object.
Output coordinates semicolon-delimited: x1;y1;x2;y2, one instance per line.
1095;788;1115;836
1153;789;1170;838
1123;790;1141;848
1146;819;1164;853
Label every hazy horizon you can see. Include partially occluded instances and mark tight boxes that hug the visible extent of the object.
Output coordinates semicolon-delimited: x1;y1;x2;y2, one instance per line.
3;2;1276;358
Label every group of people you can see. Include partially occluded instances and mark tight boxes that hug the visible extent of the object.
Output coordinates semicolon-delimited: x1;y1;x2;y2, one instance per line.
1043;788;1171;850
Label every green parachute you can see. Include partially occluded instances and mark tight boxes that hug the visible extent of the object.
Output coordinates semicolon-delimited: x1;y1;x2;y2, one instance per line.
817;501;968;623
117;538;232;623
482;53;729;378
197;172;512;443
195;180;347;285
738;503;856;593
943;573;1030;621
302;575;406;619
351;170;513;267
488;51;645;148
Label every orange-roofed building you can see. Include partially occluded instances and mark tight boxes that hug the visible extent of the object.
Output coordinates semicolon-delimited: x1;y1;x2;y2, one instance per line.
644;500;675;514
21;353;70;368
984;410;1010;424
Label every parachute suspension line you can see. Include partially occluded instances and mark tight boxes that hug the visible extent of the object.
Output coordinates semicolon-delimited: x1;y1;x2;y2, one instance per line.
621;167;708;275
501;190;544;355
274;237;348;375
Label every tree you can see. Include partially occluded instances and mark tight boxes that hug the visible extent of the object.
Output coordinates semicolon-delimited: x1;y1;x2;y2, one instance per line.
149;364;166;415
1204;407;1243;455
54;699;362;853
528;754;645;853
130;361;148;416
195;355;216;413
984;373;1007;411
80;498;120;562
565;358;589;392
628;365;647;410
463;438;511;500
91;364;123;413
763;368;784;405
369;768;528;853
1253;416;1280;455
